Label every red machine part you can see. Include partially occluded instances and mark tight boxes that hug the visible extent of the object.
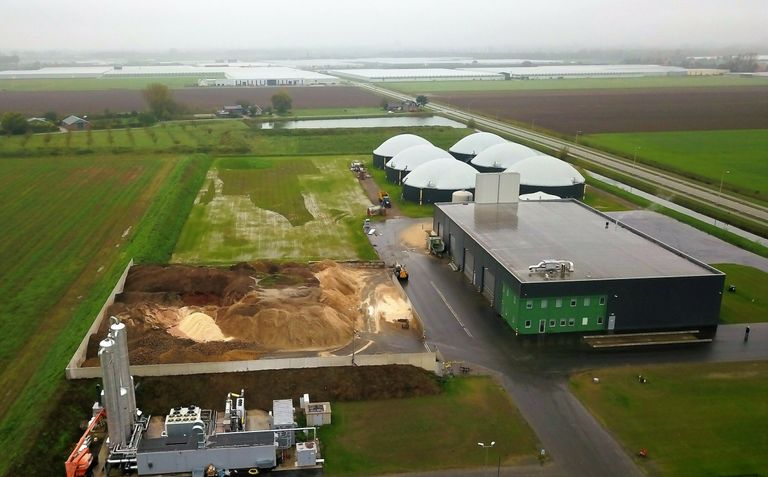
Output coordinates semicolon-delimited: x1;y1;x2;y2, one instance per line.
65;409;106;477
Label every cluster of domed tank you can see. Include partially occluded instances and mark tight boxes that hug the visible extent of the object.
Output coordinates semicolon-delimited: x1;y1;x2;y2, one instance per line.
372;132;585;203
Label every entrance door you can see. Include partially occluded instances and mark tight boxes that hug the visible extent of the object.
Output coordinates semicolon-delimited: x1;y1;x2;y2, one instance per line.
481;267;495;303
449;234;456;257
608;314;616;331
538;320;546;333
463;249;475;284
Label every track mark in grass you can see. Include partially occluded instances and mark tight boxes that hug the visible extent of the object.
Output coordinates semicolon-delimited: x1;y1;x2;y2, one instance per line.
219;157;319;226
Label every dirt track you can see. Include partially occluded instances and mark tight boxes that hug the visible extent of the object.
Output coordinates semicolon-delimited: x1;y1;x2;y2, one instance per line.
83;261;413;365
0;85;383;115
432;86;768;134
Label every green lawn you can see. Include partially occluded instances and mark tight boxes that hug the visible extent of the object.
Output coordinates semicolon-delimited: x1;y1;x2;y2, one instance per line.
173;155;377;263
571;361;768;477
386;75;768;93
0;153;211;475
318;376;538;476
0;76;221;91
712;263;768;324
581;184;636;212
582;129;768;202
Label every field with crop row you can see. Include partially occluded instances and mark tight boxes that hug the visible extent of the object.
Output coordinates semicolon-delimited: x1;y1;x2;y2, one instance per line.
0;154;212;474
430;86;768;134
583;129;768;201
386;75;768;93
0;85;383;115
173;155;375;263
0;121;471;157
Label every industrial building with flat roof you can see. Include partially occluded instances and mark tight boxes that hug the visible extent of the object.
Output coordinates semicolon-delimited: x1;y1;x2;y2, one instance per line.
433;200;724;335
461;64;688;79
329;68;503;82
0;64;339;86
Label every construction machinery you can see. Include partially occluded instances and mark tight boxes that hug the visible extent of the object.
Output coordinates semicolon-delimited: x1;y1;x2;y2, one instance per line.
426;231;445;257
65;409;106;477
393;263;409;281
378;191;392;208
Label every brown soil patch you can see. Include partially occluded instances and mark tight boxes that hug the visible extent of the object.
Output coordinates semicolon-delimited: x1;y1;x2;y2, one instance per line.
432;86;768;133
82;261;412;365
400;220;433;250
0;86;383;115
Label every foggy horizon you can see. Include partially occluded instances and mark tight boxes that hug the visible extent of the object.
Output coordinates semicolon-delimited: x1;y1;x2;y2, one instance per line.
2;0;766;55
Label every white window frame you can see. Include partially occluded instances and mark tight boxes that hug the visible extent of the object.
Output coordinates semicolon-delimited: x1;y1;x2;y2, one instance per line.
582;317;589;326
524;320;532;328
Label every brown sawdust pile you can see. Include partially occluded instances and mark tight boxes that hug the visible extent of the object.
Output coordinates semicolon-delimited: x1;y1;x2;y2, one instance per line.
83;261;408;365
399;221;432;250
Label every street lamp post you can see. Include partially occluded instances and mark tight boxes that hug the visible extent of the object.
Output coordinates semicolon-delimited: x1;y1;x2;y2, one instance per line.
715;170;730;225
478;441;495;476
629;146;641;192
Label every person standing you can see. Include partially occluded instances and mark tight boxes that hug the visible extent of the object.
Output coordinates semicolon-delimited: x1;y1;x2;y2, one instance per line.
744;326;751;342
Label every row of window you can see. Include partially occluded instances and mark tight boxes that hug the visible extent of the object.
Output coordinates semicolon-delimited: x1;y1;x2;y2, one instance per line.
526;296;605;310
524;316;604;328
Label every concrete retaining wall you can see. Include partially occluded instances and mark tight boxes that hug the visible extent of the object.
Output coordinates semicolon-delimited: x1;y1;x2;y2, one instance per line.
65;259;133;378
66;351;438;379
65;259;438;380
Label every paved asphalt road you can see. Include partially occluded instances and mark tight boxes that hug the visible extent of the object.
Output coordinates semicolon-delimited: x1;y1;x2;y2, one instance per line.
370;217;768;477
355;82;768;227
608;210;768;272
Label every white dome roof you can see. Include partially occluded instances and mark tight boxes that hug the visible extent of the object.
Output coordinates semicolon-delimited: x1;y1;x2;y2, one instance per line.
449;132;507;156
387;145;453;171
373;134;432;157
520;191;562;201
403;158;478;190
470;142;540;169
506;155;585;187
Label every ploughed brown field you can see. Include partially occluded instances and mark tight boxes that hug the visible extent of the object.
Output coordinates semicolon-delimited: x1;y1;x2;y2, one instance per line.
0;85;382;115
432;86;768;134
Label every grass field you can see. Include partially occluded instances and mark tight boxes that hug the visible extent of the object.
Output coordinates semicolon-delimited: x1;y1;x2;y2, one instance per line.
386;75;768;93
0;154;212;474
318;376;538;476
570;361;768;477
712;263;768;324
582;129;768;202
173;155;377;263
582;184;637;212
0;121;470;158
0;76;220;91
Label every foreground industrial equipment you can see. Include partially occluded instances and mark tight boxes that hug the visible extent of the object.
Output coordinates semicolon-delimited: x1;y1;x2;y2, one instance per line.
67;317;324;477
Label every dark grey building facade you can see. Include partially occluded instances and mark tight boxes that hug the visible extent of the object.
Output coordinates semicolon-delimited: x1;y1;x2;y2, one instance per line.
432;201;724;335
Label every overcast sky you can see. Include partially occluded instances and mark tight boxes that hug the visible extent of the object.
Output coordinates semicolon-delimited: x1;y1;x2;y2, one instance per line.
1;0;765;53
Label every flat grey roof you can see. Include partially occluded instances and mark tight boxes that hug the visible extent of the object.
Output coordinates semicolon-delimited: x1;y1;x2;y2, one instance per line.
140;430;275;454
437;201;720;282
